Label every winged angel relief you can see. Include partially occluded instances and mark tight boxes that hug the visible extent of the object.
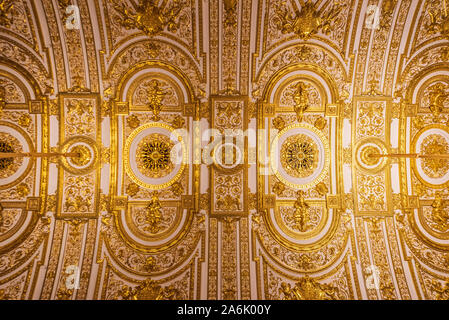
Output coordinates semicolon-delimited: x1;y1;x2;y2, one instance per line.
274;0;342;40
110;0;185;37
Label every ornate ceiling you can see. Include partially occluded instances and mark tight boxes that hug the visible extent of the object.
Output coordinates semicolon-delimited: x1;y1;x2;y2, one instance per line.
0;0;449;300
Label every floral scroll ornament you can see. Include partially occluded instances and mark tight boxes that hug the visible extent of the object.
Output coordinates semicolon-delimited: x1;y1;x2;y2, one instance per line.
116;279;178;300
223;0;237;27
280;276;337;300
111;0;185;37
275;0;342;40
0;0;14;27
430;279;449;300
426;0;449;38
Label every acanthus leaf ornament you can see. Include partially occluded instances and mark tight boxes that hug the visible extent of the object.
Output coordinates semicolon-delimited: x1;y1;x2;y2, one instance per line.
430;279;449;300
275;0;342;40
279;276;337;300
223;0;238;27
117;279;178;300
111;0;185;37
0;0;14;27
426;0;449;38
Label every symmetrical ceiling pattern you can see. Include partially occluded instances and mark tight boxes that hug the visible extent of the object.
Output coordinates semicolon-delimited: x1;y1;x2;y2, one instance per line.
0;0;449;300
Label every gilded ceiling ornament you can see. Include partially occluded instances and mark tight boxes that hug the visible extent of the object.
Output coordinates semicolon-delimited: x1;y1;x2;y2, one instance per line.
363;78;383;96
0;288;9;300
358;176;386;211
315;182;328;196
431;192;449;231
144;256;156;272
343;147;352;164
413;115;425;129
219;76;241;96
272;116;286;131
111;0;185;37
295;45;312;60
382;0;396;16
0;140;13;171
430;279;449;300
421;134;449;178
426;2;449;37
126;182;140;197
360;145;382;167
170;181;183;196
272;181;286;197
279;276;336;300
292;81;310;122
17;114;31;127
427;83;448;121
171;115;185;129
0;0;14;27
57;0;71;10
145;192;163;234
147;80;166;121
16;183;29;197
0;84;6;111
68;74;89;93
441;47;449;61
275;0;341;40
292;190;310;232
64;191;92;213
137;134;174;178
281;134;318;178
117;279;178;300
146;42;161;58
314;116;326;130
0;203;3;227
69;145;91;167
56;288;73;300
223;0;237;27
100;145;111;165
127;114;140;129
216;194;241;211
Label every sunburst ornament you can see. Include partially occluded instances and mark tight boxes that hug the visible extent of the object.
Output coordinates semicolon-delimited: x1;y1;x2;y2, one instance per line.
136;134;174;179
281;134;318;178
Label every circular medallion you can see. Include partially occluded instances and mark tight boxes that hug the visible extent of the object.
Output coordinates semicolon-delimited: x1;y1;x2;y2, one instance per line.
270;122;329;189
0;122;34;189
124;122;186;190
136;133;174;178
280;134;319;178
60;136;99;175
355;138;388;173
412;124;449;188
212;142;244;173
